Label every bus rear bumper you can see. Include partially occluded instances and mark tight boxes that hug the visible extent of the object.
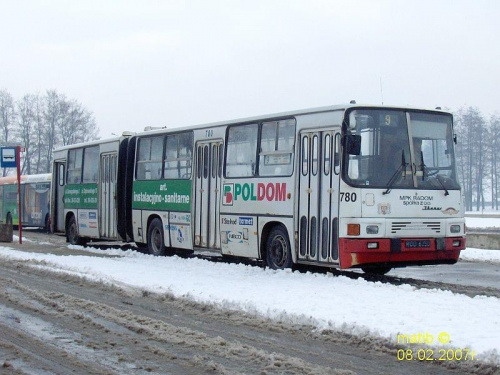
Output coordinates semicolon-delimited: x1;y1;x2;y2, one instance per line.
338;237;466;269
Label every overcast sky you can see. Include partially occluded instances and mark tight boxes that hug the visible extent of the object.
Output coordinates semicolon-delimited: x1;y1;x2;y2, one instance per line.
1;0;499;137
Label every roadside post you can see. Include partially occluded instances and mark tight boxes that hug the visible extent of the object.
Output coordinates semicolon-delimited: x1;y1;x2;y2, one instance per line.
0;146;23;244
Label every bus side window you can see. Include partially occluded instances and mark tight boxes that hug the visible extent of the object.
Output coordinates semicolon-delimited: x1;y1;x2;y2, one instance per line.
334;133;341;175
211;144;217;178
218;144;223;177
58;164;65;186
225;124;258;177
111;155;117;183
324;134;331;176
197;146;202;179
136;136;163;180
311;135;318;176
164;132;193;179
203;145;209;179
301;136;309;176
67;148;83;183
259;119;295;176
165;135;179;178
83;146;99;183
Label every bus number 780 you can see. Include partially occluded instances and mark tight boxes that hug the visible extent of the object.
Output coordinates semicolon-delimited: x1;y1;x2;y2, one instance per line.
340;192;357;202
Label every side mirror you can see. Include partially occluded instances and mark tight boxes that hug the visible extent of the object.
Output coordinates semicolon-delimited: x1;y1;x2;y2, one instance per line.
345;134;361;155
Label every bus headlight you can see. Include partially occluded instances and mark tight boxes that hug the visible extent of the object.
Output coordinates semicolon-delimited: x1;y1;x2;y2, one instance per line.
450;225;461;234
366;225;379;234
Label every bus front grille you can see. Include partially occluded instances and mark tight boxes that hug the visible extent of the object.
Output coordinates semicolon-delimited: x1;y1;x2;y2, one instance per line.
391;221;441;235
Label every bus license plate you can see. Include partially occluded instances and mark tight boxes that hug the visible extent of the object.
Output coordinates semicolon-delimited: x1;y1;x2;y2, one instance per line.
405;240;431;248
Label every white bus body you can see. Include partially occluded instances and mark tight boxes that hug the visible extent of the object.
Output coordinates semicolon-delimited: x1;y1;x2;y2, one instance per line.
52;104;465;273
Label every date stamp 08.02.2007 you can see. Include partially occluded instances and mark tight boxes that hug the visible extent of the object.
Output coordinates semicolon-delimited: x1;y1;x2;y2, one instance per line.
396;331;477;362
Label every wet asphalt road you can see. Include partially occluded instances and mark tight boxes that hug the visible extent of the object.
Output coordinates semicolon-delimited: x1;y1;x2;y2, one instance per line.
387;258;500;290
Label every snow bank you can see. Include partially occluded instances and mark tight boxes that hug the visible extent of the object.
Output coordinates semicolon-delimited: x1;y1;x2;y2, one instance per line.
460;248;500;263
0;246;498;363
466;216;500;229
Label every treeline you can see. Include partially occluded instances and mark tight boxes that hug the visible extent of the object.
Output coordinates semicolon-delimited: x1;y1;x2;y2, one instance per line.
0;89;495;211
455;106;500;211
0;89;99;176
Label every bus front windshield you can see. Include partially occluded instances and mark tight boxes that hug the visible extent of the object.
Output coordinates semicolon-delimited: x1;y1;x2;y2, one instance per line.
343;109;460;191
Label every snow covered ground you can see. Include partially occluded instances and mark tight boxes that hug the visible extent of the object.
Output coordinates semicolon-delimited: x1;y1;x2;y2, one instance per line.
460;247;500;263
466;216;500;229
465;212;500;229
0;245;498;364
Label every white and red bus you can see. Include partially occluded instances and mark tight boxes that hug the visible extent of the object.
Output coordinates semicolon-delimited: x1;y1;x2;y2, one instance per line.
51;104;465;274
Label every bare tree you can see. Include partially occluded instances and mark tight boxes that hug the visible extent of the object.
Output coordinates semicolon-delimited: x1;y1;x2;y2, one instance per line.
0;89;100;175
33;94;46;174
455;106;487;211
59;99;98;146
43;90;61;172
16;94;36;174
488;115;500;210
0;89;17;175
0;89;16;144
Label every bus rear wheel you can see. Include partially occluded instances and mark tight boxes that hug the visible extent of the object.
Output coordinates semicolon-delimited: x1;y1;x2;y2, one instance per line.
67;216;85;245
265;226;292;270
148;218;166;256
44;213;50;232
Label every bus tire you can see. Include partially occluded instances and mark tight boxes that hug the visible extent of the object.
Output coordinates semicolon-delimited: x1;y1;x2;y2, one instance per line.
148;218;166;256
135;242;148;253
265;226;292;270
361;265;392;275
6;213;12;226
44;213;50;233
67;216;84;245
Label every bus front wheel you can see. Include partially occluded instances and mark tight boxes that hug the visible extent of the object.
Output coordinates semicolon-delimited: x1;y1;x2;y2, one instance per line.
265;226;292;270
148;218;166;256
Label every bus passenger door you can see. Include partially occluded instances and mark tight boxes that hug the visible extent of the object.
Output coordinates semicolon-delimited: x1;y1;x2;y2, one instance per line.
53;161;66;232
194;140;223;249
298;130;340;264
99;153;118;238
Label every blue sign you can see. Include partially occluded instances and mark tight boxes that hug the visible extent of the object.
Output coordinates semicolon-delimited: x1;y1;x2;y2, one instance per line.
0;148;16;168
239;217;254;226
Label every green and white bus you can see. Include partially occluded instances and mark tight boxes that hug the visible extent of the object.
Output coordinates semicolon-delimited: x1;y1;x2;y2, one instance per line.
0;173;51;229
51;104;466;274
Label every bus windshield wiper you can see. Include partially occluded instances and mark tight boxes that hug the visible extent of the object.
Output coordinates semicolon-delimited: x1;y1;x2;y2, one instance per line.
383;150;407;195
435;175;450;196
419;151;449;196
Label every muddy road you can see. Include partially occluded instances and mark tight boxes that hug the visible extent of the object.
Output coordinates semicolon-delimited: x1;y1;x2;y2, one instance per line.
0;232;498;374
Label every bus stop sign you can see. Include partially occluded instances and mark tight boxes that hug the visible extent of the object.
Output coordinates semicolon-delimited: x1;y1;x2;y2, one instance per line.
1;147;17;168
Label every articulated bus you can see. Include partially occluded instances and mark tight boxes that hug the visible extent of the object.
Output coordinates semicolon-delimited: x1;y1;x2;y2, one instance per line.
0;173;51;229
51;104;466;274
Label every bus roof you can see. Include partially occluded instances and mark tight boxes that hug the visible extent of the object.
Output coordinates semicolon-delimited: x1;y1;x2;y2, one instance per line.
53;136;123;153
0;173;51;186
132;103;450;137
53;103;451;149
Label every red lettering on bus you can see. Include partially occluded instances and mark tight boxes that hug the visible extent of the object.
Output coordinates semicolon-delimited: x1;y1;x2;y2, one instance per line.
257;183;266;200
275;183;286;201
266;183;275;201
